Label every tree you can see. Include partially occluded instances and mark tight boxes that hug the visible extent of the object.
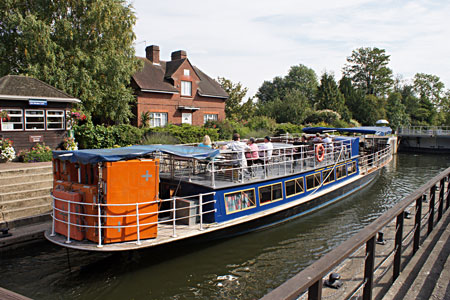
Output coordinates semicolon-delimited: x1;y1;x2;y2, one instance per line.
217;77;249;121
0;0;141;124
316;72;351;121
413;73;446;109
386;92;409;130
257;89;312;124
358;95;386;125
256;64;318;104
343;47;394;97
339;76;364;122
284;64;318;103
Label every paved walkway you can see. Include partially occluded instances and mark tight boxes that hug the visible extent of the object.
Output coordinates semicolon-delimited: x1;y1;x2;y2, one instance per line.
383;207;450;300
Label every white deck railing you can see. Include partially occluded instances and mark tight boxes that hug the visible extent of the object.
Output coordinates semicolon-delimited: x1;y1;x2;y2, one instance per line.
159;141;354;187
50;191;216;247
359;145;392;175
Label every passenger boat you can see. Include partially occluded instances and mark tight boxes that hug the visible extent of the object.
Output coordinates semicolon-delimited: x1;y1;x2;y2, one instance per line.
45;127;393;251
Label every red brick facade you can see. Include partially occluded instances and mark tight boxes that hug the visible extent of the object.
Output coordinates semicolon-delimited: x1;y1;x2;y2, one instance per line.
132;46;227;127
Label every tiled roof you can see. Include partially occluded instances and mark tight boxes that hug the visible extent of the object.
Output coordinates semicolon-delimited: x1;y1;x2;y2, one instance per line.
133;58;178;93
164;59;186;79
133;57;228;98
193;66;228;98
0;75;79;101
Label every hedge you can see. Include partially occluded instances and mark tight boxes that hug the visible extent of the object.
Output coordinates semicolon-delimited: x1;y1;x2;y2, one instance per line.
74;122;219;149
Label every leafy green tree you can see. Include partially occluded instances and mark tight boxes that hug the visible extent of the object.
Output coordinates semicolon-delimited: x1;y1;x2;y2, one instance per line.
316;72;351;121
284;64;318;102
359;95;386;125
413;73;446;109
343;47;394;97
439;90;450;125
256;76;287;104
339;76;365;122
256;64;318;104
386;92;409;130
0;0;141;124
257;89;312;124
239;98;256;121
217;77;248;121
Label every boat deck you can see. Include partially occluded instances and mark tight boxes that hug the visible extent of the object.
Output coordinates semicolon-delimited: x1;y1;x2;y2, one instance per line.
159;142;354;189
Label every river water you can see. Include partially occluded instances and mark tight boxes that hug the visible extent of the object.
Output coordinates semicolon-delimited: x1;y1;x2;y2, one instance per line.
1;152;450;300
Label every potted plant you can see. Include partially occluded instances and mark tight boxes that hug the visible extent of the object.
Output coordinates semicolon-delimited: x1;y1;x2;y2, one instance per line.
0;111;11;122
0;138;16;163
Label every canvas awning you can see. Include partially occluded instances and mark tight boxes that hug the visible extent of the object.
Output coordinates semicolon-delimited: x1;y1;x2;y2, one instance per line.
53;145;220;164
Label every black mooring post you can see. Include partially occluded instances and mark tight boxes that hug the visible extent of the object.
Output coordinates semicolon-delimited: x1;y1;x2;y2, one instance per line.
438;178;445;222
413;195;423;254
428;185;436;236
308;279;322;300
393;213;404;281
363;236;376;300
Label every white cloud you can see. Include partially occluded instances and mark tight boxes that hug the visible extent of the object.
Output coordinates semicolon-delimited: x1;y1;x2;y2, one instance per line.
131;0;450;98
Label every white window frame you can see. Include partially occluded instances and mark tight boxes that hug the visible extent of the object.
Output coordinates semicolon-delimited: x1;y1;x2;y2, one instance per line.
25;109;45;131
203;114;218;124
46;110;65;130
183;69;190;76
66;110;71;129
150;112;168;128
0;109;23;131
181;81;192;97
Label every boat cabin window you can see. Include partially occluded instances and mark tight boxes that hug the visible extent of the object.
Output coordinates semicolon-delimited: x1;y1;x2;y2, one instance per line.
348;161;357;175
306;173;321;191
259;183;283;205
323;169;335;185
336;164;347;179
224;188;256;214
285;177;304;198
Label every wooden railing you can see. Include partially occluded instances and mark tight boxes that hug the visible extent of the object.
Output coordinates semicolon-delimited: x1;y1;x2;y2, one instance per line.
261;167;450;300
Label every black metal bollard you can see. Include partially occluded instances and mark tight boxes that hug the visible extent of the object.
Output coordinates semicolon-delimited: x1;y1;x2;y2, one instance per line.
324;273;343;289
376;231;386;245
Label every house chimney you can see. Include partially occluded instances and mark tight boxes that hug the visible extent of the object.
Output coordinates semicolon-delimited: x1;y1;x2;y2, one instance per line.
171;50;187;61
146;45;160;64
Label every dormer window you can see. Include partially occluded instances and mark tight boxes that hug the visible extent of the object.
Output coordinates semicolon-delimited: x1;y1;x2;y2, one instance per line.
181;81;192;96
183;69;190;76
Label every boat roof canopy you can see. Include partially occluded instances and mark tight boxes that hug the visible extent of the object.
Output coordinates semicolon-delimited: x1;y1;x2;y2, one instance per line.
53;145;220;164
303;126;392;136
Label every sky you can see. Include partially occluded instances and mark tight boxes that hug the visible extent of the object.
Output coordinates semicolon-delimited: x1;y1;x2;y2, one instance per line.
131;0;450;99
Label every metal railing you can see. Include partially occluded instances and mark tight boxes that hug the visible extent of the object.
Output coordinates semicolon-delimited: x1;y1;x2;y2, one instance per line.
158;141;356;187
399;126;450;136
50;191;216;247
261;166;450;300
359;145;392;175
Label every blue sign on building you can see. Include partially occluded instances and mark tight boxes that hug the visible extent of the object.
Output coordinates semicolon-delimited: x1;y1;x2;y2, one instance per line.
29;99;48;106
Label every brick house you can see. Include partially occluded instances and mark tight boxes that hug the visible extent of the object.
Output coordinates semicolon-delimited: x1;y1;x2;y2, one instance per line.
131;45;228;127
0;75;80;150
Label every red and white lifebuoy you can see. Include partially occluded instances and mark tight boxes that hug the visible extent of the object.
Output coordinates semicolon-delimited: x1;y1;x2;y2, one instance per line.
315;144;325;162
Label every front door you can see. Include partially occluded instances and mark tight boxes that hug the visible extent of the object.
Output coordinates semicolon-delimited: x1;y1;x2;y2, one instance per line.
182;113;192;125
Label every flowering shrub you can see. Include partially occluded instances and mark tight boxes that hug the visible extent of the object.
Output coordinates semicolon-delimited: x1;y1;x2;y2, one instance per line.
0;138;16;161
63;137;78;150
67;109;87;128
0;111;11;122
22;143;52;162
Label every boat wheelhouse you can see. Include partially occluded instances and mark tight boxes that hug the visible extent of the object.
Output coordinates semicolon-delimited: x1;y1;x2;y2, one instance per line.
45;127;393;251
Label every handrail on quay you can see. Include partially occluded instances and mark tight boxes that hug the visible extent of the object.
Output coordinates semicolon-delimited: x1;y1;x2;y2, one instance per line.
398;126;450;136
261;166;450;300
